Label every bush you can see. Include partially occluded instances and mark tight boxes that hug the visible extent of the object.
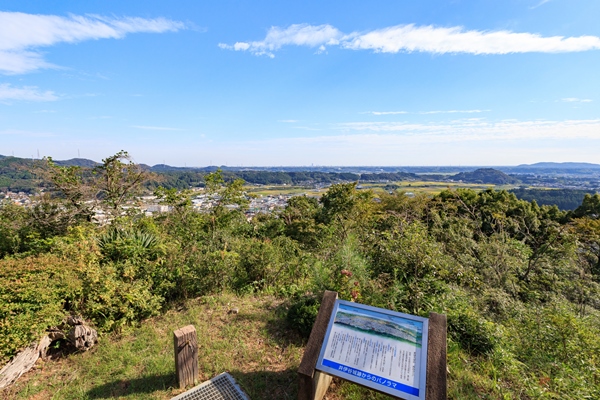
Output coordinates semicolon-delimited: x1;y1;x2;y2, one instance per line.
0;254;82;364
448;310;499;356
286;295;321;338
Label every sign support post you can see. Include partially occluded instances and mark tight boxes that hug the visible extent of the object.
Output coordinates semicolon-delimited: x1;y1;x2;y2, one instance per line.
297;290;338;400
425;312;447;400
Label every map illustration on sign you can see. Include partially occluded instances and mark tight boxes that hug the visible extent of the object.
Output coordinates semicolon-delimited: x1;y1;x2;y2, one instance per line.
317;300;428;400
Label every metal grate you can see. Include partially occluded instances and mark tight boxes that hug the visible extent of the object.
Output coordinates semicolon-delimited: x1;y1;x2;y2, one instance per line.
171;372;249;400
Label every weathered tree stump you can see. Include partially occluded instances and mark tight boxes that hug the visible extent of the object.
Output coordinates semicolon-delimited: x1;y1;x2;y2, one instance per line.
0;315;97;390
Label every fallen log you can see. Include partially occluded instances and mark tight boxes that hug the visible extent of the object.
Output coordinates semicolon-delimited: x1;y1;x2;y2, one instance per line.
0;336;50;390
0;316;97;390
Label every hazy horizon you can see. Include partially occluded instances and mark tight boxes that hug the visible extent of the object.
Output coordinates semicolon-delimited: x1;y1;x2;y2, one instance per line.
5;152;600;170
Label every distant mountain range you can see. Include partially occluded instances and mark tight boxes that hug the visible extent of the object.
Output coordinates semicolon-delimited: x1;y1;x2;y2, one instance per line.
1;155;599;176
516;162;600;169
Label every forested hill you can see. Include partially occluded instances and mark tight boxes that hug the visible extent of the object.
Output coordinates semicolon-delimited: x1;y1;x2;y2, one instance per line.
504;162;600;174
53;158;100;168
0;155;420;191
0;157;39;194
510;188;597;210
451;168;520;184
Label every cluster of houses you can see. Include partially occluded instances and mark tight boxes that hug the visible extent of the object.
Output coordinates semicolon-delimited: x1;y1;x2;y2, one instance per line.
1;189;298;222
139;192;295;219
0;191;32;206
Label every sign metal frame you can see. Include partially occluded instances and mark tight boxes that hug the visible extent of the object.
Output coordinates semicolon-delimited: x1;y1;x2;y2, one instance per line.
316;300;429;400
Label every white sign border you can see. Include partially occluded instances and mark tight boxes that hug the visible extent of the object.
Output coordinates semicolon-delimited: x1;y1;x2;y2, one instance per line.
316;299;429;400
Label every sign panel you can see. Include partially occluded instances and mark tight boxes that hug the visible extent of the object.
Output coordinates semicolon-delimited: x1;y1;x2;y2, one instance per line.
316;300;428;400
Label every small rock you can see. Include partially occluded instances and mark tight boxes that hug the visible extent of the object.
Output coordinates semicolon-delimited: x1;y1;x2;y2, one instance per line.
228;307;239;315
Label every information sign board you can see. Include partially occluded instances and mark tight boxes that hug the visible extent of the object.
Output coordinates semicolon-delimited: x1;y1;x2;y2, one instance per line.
316;300;428;400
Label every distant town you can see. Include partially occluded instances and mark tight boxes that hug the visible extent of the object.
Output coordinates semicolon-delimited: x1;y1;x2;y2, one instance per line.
1;155;600;218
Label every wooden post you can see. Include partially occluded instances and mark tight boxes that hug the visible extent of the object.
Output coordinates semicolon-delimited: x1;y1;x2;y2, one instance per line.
425;312;447;400
298;290;338;400
174;325;198;389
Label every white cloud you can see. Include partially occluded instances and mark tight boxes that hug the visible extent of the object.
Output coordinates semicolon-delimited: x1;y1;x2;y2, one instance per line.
420;109;490;114
218;24;343;57
292;126;322;131
278;119;299;123
368;109;489;115
530;0;552;9
0;83;58;102
221;23;600;57
562;97;592;103
132;125;184;131
333;119;600;142
345;25;600;54
0;12;185;74
368;111;409;115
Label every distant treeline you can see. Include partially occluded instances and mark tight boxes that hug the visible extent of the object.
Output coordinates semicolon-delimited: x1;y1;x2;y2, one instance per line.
145;170;360;189
2;161;418;193
145;170;418;190
358;172;416;181
510;188;597;210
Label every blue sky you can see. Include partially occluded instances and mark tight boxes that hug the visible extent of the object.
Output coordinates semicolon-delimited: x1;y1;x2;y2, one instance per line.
0;0;599;166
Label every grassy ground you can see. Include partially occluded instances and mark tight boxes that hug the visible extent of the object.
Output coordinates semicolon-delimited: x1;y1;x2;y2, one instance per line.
2;293;389;400
3;294;299;399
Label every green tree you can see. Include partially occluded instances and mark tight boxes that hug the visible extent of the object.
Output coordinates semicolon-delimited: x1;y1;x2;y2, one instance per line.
94;151;151;218
573;193;600;219
43;151;151;222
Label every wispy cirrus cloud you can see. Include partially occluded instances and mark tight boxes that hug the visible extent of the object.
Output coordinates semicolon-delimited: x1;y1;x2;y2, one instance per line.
132;125;184;131
0;83;58;102
221;23;600;57
367;109;489;115
0;11;185;74
332;119;600;142
530;0;552;10
561;97;592;103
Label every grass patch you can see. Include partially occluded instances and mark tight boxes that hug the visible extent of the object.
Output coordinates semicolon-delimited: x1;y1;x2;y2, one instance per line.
4;293;422;399
4;293;308;400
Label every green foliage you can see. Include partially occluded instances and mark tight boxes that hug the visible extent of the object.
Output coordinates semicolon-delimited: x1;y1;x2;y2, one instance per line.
204;168;248;212
281;195;323;248
3;158;600;398
573;192;600;218
0;200;28;257
510;188;593;211
365;220;450;314
448;309;499;356
93;151;151;217
0;156;39;194
0;254;82;364
286;295;321;338
97;226;162;263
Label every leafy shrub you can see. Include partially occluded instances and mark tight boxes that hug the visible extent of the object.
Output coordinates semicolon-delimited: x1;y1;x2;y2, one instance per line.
0;254;81;364
55;226;167;332
286;295;321;338
448;310;499;356
97;226;162;263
